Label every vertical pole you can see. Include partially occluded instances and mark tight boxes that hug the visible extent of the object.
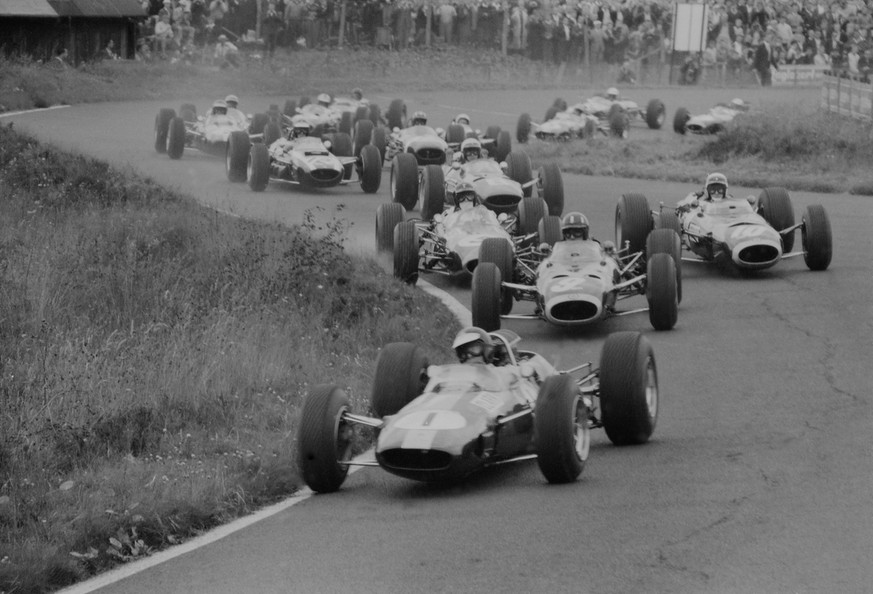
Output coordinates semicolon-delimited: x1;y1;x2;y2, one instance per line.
338;0;347;48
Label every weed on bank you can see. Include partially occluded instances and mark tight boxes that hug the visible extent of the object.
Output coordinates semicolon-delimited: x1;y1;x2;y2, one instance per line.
0;124;459;592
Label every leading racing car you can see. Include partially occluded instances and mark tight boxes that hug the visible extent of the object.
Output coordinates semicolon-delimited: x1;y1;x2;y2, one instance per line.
154;100;269;160
296;328;660;492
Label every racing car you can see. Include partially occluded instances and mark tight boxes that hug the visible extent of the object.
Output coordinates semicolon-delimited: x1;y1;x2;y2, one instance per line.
296;328;660;492
472;212;680;332
283;92;382;138
154;102;270;160
443;113;514;163
672;98;750;135
226;124;382;193
649;186;832;272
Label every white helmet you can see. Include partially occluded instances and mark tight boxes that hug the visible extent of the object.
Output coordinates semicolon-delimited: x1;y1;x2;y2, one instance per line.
317;93;331;107
224;94;239;107
460;137;482;161
704;172;728;200
606;87;620;100
455;113;471;126
452;327;494;364
211;99;228;115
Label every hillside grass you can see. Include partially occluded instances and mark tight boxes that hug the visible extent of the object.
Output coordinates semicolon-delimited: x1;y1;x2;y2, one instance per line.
0;124;459;593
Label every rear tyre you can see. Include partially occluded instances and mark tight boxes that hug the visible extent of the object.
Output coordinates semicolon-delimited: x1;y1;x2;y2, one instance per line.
539;215;562;247
646;228;683;303
226;130;251;182
166;116;186;160
518;196;547;237
582;119;597;138
154;108;175;153
757;187;796;253
359;144;382;194
654;209;682;235
339;111;353;135
247;143;270;192
479;237;514;314
354;106;369;125
516;113;532;143
263;122;281;147
371;343;429;417
249;113;269;137
599;331;658;445
645;99;666;129
375;202;405;252
283;99;297;118
802;204;832;271
353;119;374;157
471;263;502;331
544;105;560;122
371;126;388;164
419;164;445;221
368;104;382;126
646;254;678;330
535;374;589;484
495;130;512;162
538;163;564;216
297;385;353;493
608;104;629;138
390;153;419;211
615;193;651;256
179;103;197;122
673;107;690;134
446;124;465;145
386;98;406;129
505;151;533;197
394;221;419;284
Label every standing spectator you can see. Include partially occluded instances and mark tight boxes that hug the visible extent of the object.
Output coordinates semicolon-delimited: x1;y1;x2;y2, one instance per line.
214;33;240;67
555;15;573;64
438;1;457;44
262;2;283;56
284;0;302;48
53;47;70;69
846;43;861;74
753;32;775;85
736;0;750;27
396;0;414;50
857;47;873;79
155;12;175;55
750;0;768;30
209;0;228;39
103;39;120;60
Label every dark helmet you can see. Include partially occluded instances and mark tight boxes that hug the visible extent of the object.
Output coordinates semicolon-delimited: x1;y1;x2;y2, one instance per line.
452;327;495;364
561;211;590;240
411;110;427;126
704;172;728;200
454;182;478;210
460;137;482;161
351;87;363;101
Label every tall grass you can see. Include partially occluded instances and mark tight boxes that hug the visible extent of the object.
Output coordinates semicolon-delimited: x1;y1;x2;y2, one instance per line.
0;124;459;592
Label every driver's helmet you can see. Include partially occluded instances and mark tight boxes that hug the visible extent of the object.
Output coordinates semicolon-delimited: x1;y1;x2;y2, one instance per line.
455;113;471;126
704;172;728;200
411;110;427;126
289;116;312;139
211;99;228;115
351;87;363;101
454;182;478;210
561;211;590;240
460;137;482;161
224;94;239;109
317;93;331;107
606;87;620;100
452;327;495;364
729;97;747;110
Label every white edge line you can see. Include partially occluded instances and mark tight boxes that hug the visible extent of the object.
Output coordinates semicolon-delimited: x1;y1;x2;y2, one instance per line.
0;104;70;118
59;281;469;592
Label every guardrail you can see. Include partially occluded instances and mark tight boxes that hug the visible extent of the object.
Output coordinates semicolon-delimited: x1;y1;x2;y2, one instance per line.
820;74;873;121
772;64;829;86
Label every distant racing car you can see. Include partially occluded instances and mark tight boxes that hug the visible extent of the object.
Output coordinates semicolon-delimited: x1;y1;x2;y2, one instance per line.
672;98;750;135
154;101;269;160
296;328;660;492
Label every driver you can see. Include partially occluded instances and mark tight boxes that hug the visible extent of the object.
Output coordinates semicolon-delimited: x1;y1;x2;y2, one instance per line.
453;327;495;364
606;87;620;101
224;94;247;128
460;137;482;162
411;111;428;126
702;172;729;201
561;211;590;241
287;116;312;140
453;182;478;211
316;93;331;108
455;113;471;126
205;99;230;125
351;87;363;101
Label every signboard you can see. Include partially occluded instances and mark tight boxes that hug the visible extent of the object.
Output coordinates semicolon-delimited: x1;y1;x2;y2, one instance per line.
772;65;829;86
672;4;709;52
820;74;872;121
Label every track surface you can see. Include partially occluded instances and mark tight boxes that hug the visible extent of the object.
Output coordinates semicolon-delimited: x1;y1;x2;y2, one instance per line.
8;86;873;593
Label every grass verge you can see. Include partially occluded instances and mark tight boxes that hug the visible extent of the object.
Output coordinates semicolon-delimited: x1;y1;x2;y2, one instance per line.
0;123;459;593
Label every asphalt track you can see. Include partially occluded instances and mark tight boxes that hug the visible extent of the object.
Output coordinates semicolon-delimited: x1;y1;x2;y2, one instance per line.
6;86;873;593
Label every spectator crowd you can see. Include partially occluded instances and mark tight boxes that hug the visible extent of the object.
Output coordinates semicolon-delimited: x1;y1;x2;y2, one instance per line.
136;0;873;84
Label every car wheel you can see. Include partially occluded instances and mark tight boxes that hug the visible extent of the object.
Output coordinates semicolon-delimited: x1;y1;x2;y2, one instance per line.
582;119;597;138
386;98;406;129
538;215;563;247
472;262;502;331
353;119;374;157
479;237;514;314
598;331;658;445
359;144;382;194
226;130;251;182
615;193;651;256
390;153;419;211
673;107;690;134
419;164;445;221
247;143;270;192
154;108;175;153
166;116;186;160
802;204;832;271
535;374;589;484
368;103;382;126
495;130;512;162
371;126;388;164
376;202;404;252
538;163;564;216
446;124;465;145
371;343;429;417
518;196;547;238
757;187;796;253
297;385;353;493
655;209;682;235
646;228;682;303
646;99;666;129
249;113;269;137
544;105;560;122
505;151;533;197
394;221;419;284
608;104;628;138
646;253;678;330
263;121;281;147
516;113;532;143
283;99;297;118
339;111;353;135
179;103;197;122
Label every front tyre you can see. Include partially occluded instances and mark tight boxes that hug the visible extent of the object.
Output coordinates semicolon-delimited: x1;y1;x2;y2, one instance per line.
154;108;175;153
166;116;186;160
802;204;832;270
535;374;590;484
375;202;404;252
646;253;679;330
673;107;690;134
226;130;251;183
537;163;564;216
599;331;658;445
394;221;419;284
757;187;796;253
297;385;353;493
359;144;382;193
615;193;651;256
516;113;532;143
645;99;666;129
371;343;429;417
247;143;270;192
471;262;502;331
390;153;419;211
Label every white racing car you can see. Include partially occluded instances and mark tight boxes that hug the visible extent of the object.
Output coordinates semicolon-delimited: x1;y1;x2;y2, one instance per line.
154;102;268;160
673;98;750;135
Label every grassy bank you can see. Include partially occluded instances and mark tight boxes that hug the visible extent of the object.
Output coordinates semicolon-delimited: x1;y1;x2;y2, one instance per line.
520;107;873;195
0;124;459;592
